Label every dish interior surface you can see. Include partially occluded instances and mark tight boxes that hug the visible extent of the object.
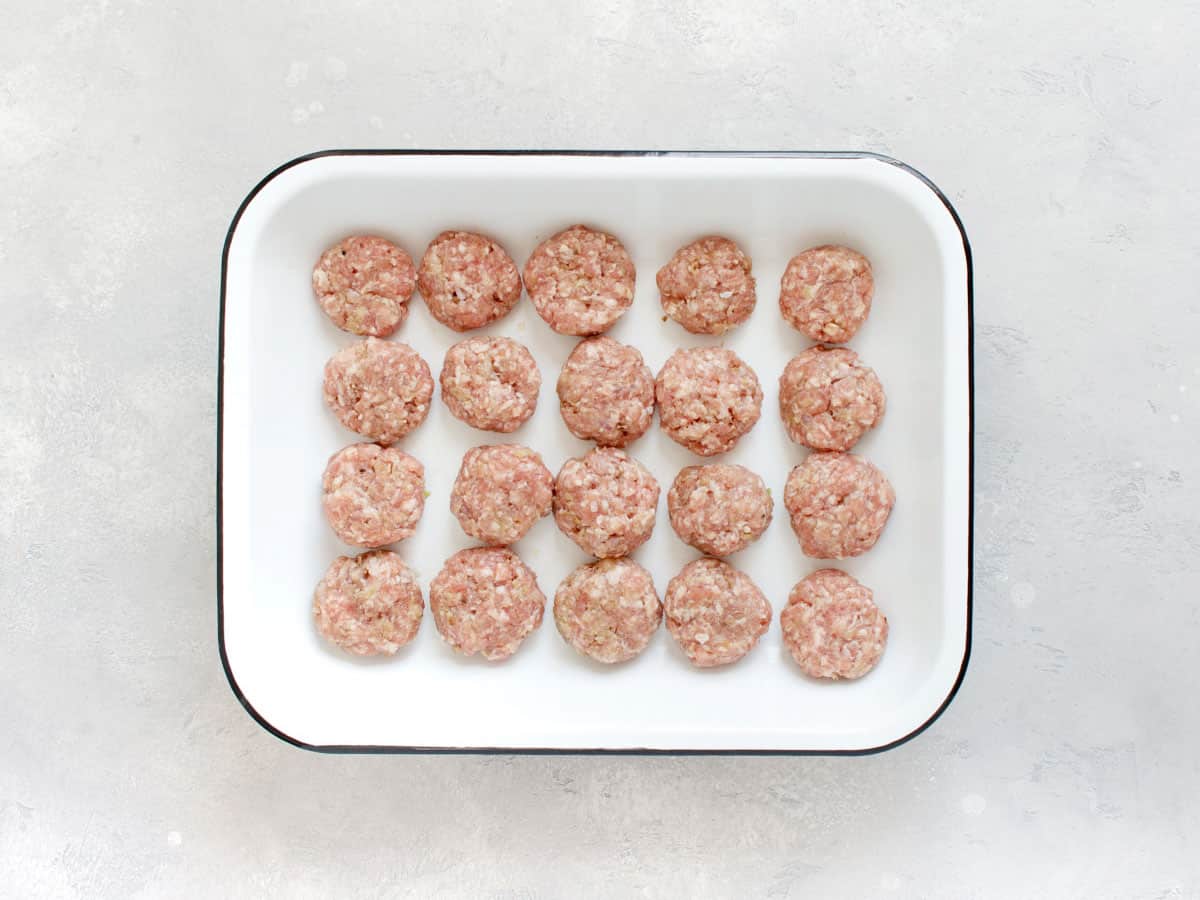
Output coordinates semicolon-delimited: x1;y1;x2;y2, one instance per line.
220;152;971;752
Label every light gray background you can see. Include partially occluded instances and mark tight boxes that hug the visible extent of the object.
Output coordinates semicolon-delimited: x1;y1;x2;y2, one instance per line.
2;1;1197;897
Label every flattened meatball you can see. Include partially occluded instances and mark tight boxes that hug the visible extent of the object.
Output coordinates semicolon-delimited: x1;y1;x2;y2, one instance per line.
668;464;772;557
784;452;895;559
417;230;522;331
779;244;874;343
656;347;762;456
781;568;888;679
322;443;425;547
313;550;424;656
663;558;771;668
779;345;885;451
554;558;662;664
557;336;655;448
429;547;545;661
553;447;660;558
440;336;541;433
322;338;433;444
450;445;553;546
312;235;416;337
523;225;635;335
657;235;756;334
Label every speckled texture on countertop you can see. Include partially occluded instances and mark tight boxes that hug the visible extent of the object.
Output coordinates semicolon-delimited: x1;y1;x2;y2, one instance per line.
2;1;1199;897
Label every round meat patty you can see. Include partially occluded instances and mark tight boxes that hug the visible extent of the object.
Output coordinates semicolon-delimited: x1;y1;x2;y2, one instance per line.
312;235;416;337
440;336;541;433
781;568;888;679
779;345;885;451
417;230;522;331
656;235;756;334
322;443;425;547
523;224;635;335
667;464;772;557
784;451;895;559
313;550;424;656
779;244;874;343
450;444;554;546
556;336;655;447
429;547;545;660
553;558;662;664
663;558;772;668
553;447;660;558
323;338;434;444
656;347;763;456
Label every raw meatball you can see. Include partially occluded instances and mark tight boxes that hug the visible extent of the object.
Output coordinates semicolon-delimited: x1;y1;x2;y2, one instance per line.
429;547;545;660
779;345;885;451
417;230;522;331
779;245;874;343
322;443;425;547
656;235;756;334
313;550;423;656
781;568;888;679
440;336;541;433
553;447;659;558
523;224;635;335
312;235;416;337
323;338;434;444
656;347;763;456
556;336;655;447
668;464;772;557
784;451;895;559
663;558;772;668
553;558;662;664
450;444;553;546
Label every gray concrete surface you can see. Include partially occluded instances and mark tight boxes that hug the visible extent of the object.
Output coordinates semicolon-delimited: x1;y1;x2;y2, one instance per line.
3;1;1199;896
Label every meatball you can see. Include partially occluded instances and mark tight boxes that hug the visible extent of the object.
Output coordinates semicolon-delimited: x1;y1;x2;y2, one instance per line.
663;558;772;668
656;235;756;334
312;235;416;337
523;224;635;335
655;347;762;456
556;336;655;448
778;345;885;451
449;444;554;546
313;550;424;656
416;230;522;331
322;443;425;547
553;558;662;664
781;568;888;679
779;244;874;343
323;338;434;444
784;451;895;559
429;547;545;660
667;464;772;557
553;447;660;558
440;336;541;433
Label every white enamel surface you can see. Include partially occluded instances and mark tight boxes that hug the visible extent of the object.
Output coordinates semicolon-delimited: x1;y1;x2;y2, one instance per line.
220;153;970;751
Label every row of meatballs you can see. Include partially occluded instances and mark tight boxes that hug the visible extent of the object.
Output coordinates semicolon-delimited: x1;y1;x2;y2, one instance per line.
325;335;886;457
316;548;886;679
324;444;893;564
314;228;873;343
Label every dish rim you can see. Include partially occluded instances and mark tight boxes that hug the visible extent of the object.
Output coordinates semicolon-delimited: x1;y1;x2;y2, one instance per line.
217;148;974;756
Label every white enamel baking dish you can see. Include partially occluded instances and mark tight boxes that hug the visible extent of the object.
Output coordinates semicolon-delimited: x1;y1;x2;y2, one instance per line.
218;151;973;754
